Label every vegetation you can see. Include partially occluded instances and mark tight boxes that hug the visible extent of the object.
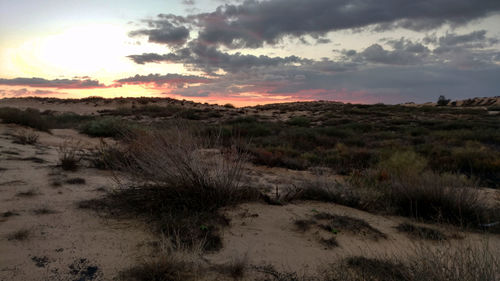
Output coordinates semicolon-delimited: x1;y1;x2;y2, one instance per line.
58;140;84;171
395;223;447;240
0;107;51;131
12;129;39;145
217;103;499;187
6;229;30;241
80;126;259;251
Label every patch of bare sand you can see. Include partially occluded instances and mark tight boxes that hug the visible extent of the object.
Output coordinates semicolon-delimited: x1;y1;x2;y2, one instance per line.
0;124;154;281
207;201;500;275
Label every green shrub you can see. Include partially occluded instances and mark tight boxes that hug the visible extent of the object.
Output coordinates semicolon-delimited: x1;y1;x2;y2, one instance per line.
80;117;131;138
378;150;427;178
286;116;311;127
0;107;50;132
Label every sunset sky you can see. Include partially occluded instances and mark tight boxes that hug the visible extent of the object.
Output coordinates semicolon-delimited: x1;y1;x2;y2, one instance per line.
1;0;499;106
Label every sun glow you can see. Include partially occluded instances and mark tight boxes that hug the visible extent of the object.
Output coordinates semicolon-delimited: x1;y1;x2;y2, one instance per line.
3;24;181;83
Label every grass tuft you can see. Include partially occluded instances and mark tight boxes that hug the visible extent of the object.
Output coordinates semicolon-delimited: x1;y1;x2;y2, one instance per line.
395;223;446;240
7;229;30;241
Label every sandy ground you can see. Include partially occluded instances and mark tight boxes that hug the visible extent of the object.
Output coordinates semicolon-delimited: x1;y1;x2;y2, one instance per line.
0;124;155;281
1;97;499;280
208;202;500;275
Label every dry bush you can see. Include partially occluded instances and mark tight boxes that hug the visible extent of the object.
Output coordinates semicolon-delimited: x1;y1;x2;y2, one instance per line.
65;177;86;184
395;223;446;241
389;171;495;229
81;125;259;251
321;243;499;281
114;127;258;211
348;151;499;231
7;229;30;241
120;236;204;281
214;255;249;280
279;171;362;208
58;139;84;171
0;107;50;131
12;129;39;145
89;140;128;170
315;213;386;240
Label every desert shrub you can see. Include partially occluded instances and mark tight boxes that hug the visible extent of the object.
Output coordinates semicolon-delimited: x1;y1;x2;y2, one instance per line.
82;126;259;251
0;107;50;132
80;117;132;138
326;143;376;174
89;140;129;170
447;142;500;188
322;243;498;281
407;244;498;281
6;229;31;241
287;116;311;127
66;178;86;184
316;213;386;240
249;147;307;169
388;171;494;227
346;149;499;230
58;139;84;171
294;174;361;208
223;103;235;108
377;150;427;178
225;117;275;137
395;223;446;240
48;113;95;129
12;129;39;145
119;237;202;281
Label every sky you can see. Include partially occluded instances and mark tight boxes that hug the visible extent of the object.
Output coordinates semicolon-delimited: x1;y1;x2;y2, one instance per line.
1;0;499;106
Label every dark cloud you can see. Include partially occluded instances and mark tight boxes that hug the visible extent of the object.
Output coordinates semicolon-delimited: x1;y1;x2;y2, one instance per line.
0;77;107;89
425;30;500;54
168;61;500;103
115;73;213;88
182;0;195;5
129;14;191;47
194;0;500;48
127;41;308;74
129;0;500;49
362;44;420;65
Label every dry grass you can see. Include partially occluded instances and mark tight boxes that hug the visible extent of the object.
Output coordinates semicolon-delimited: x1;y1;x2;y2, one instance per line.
214;255;248;280
2;211;19;217
293;219;316;232
81;125;259;251
7;229;30;241
58;139;84;171
315;212;386;240
319;237;339;248
16;189;38;197
119;236;203;281
32;207;57;215
12;129;39;145
319;243;499;281
66;177;86;184
395;223;446;241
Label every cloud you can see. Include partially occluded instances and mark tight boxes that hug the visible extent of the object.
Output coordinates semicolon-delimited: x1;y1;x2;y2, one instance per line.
425;30;500;54
131;0;500;49
355;43;429;65
0;77;107;89
115;73;213;88
165;61;500;103
129;14;191;47
127;41;308;74
1;88;67;97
